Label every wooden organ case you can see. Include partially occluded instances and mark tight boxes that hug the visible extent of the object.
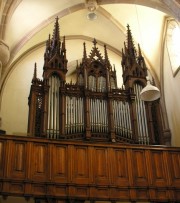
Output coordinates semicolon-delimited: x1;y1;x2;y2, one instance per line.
14;17;180;203
28;18;166;145
1;18;180;203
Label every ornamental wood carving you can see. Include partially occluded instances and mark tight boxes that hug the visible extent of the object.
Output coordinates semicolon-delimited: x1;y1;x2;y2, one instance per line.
0;135;180;202
27;18;171;145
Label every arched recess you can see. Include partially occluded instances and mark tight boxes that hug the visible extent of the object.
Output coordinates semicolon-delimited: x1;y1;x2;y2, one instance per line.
0;38;124;135
160;17;180;146
165;18;180;77
1;0;179;61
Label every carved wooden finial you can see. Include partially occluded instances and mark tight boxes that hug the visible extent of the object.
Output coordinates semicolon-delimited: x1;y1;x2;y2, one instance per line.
83;42;87;60
62;36;66;50
104;44;109;63
113;64;116;71
138;43;142;57
93;38;97;46
55;16;59;22
32;63;37;83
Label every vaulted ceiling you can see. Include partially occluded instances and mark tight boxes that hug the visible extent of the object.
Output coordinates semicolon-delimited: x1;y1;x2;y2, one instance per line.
0;0;180;89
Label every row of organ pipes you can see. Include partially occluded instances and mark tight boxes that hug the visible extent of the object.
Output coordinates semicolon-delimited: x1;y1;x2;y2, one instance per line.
112;100;132;139
47;75;60;139
90;98;108;133
28;19;164;145
45;73;150;144
65;96;84;134
45;77;150;144
134;83;149;144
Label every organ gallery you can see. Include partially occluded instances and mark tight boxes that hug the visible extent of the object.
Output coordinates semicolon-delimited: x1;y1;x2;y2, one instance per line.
0;17;180;203
28;17;165;145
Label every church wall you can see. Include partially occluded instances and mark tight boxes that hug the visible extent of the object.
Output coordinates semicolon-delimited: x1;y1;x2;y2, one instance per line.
0;40;122;136
163;42;180;147
0;47;44;136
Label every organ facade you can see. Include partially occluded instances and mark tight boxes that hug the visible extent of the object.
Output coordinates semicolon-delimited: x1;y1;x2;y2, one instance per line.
28;17;167;145
1;17;180;203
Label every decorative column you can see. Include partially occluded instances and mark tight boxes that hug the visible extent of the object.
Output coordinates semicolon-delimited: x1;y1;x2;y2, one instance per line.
107;93;115;142
0;40;10;80
0;39;10;134
84;91;91;140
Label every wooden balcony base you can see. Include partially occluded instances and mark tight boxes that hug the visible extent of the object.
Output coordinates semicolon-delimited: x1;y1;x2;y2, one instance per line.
0;135;180;202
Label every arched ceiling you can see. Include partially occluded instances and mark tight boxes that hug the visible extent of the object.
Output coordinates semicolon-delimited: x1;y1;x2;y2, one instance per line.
0;0;180;88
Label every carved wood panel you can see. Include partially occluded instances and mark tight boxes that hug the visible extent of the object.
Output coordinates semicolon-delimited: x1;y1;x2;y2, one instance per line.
150;151;167;187
10;142;26;179
112;149;129;186
31;143;48;181
168;151;180;187
51;144;68;183
72;146;90;184
131;150;148;186
0;141;4;176
0;135;180;202
93;147;109;185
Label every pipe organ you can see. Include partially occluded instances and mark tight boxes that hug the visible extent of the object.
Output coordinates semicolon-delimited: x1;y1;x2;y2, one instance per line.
65;96;84;136
90;98;108;134
28;18;167;145
47;74;60;139
112;100;132;140
134;83;149;144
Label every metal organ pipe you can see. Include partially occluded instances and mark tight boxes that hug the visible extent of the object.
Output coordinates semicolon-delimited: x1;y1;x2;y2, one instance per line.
117;101;121;134
53;78;56;135
90;99;92;131
103;100;108;133
65;96;68;134
95;99;97;131
134;83;149;144
135;84;143;143
115;101;118;134
95;99;98;131
89;98;108;133
74;98;78;133
46;76;138;141
77;98;79;132
80;97;84;132
112;100;132;139
100;99;102;132
65;96;84;135
47;77;51;137
124;102;129;137
126;102;132;138
47;75;60;139
121;101;126;137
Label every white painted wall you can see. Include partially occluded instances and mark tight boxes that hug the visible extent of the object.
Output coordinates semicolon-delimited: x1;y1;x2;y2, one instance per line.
0;40;122;136
163;42;180;146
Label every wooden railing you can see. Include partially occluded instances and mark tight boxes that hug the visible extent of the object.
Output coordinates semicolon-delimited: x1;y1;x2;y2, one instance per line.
0;134;180;202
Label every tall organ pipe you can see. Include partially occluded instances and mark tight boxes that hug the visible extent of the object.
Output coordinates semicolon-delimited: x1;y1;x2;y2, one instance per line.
134;83;149;144
47;75;60;138
65;96;84;134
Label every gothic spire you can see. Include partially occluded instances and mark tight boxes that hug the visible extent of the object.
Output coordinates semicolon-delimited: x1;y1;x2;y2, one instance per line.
44;34;51;60
138;43;142;58
61;36;66;57
104;44;108;62
89;39;103;62
32;63;37;84
121;25;147;88
51;16;61;55
104;44;111;68
137;43;147;71
82;42;87;62
93;38;97;47
43;17;68;76
126;24;136;58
